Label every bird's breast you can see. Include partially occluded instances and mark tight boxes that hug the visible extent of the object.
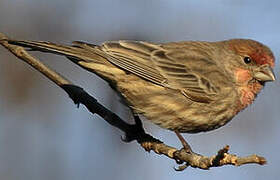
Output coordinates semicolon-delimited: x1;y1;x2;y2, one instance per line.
116;75;238;133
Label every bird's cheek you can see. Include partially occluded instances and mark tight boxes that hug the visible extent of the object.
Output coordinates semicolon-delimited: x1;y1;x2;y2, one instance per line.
235;69;252;84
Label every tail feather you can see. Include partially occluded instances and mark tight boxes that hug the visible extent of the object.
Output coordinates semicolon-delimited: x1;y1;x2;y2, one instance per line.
7;39;126;82
7;40;106;64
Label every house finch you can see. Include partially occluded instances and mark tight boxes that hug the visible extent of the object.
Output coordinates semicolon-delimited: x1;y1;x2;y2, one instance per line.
7;39;275;134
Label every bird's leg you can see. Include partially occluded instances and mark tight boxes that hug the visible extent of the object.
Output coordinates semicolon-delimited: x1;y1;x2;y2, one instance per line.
173;131;194;169
175;130;193;154
122;115;162;144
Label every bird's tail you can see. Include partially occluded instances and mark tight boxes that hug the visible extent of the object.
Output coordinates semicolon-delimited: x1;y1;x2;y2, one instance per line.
7;39;107;63
7;39;124;81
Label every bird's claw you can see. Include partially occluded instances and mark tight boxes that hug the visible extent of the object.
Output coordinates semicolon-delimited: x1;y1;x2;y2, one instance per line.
174;163;189;171
174;157;184;165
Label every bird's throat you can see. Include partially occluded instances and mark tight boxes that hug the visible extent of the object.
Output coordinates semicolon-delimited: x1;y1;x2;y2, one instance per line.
234;68;263;112
238;82;263;111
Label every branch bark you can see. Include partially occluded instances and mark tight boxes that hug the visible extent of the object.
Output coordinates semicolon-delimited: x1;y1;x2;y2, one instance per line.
0;32;267;170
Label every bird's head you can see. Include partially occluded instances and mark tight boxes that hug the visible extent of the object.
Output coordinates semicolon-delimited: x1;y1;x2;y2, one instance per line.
226;39;275;87
222;39;276;108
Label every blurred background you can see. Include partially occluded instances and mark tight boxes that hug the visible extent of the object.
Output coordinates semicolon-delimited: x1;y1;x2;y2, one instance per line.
0;0;279;179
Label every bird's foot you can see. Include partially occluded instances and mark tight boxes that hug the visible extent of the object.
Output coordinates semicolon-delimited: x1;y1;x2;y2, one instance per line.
173;130;195;171
175;130;193;154
122;127;160;143
122;116;162;144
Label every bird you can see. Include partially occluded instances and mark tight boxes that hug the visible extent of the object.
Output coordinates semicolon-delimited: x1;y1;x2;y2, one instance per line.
7;38;276;150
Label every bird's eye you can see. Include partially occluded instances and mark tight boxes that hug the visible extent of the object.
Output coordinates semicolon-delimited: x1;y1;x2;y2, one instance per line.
243;56;252;64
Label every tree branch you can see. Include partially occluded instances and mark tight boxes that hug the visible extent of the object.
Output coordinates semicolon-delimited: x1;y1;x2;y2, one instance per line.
0;32;267;170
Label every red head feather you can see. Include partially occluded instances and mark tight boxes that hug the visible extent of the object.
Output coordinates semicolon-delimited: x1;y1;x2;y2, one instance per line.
228;39;275;67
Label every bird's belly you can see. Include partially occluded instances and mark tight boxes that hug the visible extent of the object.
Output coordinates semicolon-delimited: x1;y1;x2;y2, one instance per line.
116;75;237;133
143;98;237;133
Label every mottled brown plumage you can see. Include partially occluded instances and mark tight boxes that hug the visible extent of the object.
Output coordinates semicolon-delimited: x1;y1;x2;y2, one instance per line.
8;39;275;133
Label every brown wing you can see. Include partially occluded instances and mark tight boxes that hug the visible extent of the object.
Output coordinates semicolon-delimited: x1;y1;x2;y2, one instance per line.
150;49;221;102
101;41;167;86
101;41;222;103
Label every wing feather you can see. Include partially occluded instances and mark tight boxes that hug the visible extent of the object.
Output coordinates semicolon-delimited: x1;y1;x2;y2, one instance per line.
101;41;222;103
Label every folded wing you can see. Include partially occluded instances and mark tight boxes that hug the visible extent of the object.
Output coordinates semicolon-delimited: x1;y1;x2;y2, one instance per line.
102;41;221;103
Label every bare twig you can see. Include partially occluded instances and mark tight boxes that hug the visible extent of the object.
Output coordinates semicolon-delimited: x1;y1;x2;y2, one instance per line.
0;32;267;170
141;143;266;170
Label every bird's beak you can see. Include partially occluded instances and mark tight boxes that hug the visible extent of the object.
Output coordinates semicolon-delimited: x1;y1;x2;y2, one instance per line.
253;65;276;82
